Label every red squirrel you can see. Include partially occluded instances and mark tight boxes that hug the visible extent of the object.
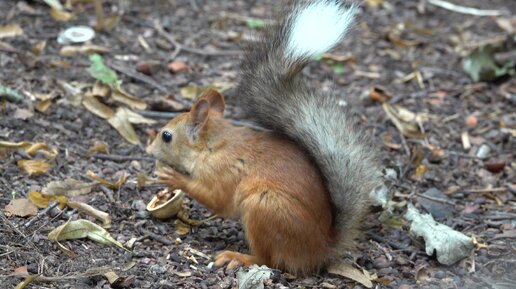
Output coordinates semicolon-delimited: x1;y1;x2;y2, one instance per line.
146;0;380;274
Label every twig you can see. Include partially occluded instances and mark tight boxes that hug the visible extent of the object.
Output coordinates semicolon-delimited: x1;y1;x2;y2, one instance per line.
367;232;408;250
24;201;59;228
446;150;483;159
107;61;169;93
428;0;506;16
463;187;508;194
416;193;456;206
92;153;154;162
154;21;241;58
135;221;173;245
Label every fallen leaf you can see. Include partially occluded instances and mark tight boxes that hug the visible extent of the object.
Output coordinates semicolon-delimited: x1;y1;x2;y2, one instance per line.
48;219;127;251
35;99;52;112
14;275;39;289
246;19;266;30
0;24;23;39
415;265;429;283
174;220;190;235
13;108;34;120
111;87;147;110
383;103;427;138
119;107;156;124
68;200;111;228
327;262;374;288
0;85;24;103
88;54;118;87
28;191;68;209
405;204;473;265
50;8;74;21
42;0;63;10
104;271;120;284
237;265;273;289
60;44;110;57
86;170;127;189
369;87;390;102
463;46;515;82
175;271;192;277
31;41;47;56
43;178;95;197
17;160;52;175
82;94;115;119
107;109;140;145
366;0;384;7
86;142;109;157
91;81;111;98
4;199;38;217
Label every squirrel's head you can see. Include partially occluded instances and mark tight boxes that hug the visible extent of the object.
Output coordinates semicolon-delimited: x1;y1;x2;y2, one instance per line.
146;89;226;175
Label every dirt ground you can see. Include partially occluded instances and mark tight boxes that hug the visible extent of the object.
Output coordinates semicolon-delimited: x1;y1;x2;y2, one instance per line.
1;0;515;288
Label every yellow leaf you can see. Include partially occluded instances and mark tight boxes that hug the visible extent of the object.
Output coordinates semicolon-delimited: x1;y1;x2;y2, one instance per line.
31;40;47;56
175;220;190;235
107;108;140;144
111;86;147;110
59;44;111;57
50;8;75;22
86;170;127;189
14;274;39;289
415;165;427;177
28;191;68;209
86;142;109;157
0;24;23;39
35;99;52;112
327;262;374;288
17;160;52;175
92;81;111;98
82;94;115;119
43;178;95;197
48;219;127;251
366;0;384;7
118;107;156;125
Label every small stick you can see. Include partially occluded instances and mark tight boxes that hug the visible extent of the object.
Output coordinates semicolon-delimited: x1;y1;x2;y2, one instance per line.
135;222;173;245
92;153;154;162
428;0;506;16
463;187;507;194
24;201;59;228
416;193;456;206
107;61;169;93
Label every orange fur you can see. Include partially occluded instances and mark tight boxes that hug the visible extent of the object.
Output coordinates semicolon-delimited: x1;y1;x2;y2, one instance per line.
147;90;335;274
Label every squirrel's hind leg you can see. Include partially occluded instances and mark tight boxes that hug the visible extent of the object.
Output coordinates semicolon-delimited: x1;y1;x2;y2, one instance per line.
214;250;258;269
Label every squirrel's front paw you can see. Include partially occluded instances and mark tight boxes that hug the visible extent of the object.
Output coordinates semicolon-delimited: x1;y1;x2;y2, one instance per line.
214;250;256;270
155;166;187;187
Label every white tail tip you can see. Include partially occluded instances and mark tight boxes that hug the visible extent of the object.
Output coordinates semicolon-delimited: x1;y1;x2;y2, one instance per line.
286;1;358;60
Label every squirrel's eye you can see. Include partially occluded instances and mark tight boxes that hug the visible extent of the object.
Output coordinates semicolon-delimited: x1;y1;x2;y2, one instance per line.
162;131;172;143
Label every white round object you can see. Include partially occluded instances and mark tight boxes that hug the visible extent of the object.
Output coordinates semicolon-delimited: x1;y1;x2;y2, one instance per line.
57;26;95;45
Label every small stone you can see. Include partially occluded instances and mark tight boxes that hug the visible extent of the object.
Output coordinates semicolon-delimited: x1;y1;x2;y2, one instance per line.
434;271;446;279
475;144;490;159
136;62;153;75
168;61;188;73
465;114;478;129
373;255;390;269
131;199;147;211
398;284;412;289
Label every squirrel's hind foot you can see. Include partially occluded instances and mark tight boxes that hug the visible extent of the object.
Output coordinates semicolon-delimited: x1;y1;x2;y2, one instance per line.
214;250;257;269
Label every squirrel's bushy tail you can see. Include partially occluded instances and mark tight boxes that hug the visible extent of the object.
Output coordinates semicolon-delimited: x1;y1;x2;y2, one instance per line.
237;0;381;250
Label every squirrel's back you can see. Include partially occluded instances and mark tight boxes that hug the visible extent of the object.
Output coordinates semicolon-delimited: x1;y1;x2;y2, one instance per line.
237;0;381;252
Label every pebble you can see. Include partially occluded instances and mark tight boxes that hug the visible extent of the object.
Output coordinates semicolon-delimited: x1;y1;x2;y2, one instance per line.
168;61;188;73
475;144;490;159
131;199;147;211
373;255;390;269
434;270;446;279
398;284;412;289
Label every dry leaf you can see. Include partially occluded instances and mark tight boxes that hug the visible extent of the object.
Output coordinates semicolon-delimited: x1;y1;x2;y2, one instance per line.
13;108;34;120
104;271;120;284
43;178;95;197
107;109;140;144
111;86;147;110
92;81;111;98
28;191;68;209
82;94;115;119
14;275;39;289
86;170;127;189
35;99;52;112
383;103;427;139
175;220;190;235
0;141;58;160
59;44;111;57
0;24;23;39
86;142;109;157
17;160;52;175
68;200;111;228
48;219;127;251
4;199;38;217
119;107;156;124
50;8;74;21
327;263;374;288
31;41;47;56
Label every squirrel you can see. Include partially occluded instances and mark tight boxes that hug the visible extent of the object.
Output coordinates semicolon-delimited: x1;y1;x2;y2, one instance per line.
146;0;380;274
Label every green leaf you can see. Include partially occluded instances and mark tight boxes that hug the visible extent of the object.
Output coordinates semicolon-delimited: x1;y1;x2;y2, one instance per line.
87;54;119;86
463;46;515;82
246;19;265;30
0;85;24;103
332;63;346;74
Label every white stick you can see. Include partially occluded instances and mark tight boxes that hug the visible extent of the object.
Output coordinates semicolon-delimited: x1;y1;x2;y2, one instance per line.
428;0;506;17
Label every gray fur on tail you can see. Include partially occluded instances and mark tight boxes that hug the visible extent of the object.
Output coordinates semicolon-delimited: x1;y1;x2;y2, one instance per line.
237;0;381;249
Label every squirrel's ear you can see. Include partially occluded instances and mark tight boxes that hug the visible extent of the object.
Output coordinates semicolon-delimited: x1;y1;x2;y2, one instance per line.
202;89;225;114
189;99;210;138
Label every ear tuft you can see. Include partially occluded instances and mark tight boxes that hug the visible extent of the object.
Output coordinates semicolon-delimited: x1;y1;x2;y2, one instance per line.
202;89;225;114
